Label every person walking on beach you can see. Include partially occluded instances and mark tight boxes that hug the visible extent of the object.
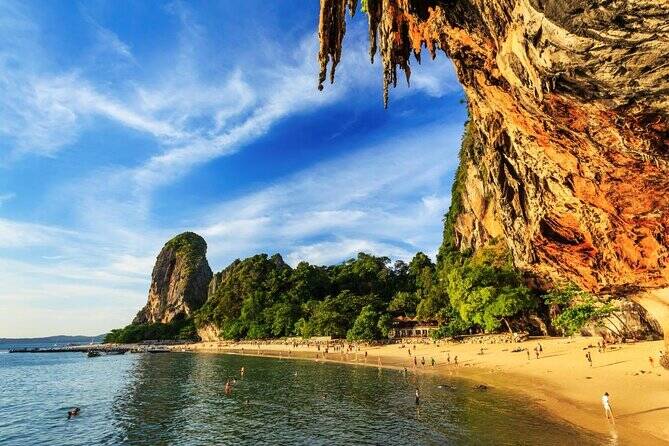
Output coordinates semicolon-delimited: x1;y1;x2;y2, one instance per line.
602;392;614;423
534;347;539;359
454;355;458;366
415;388;420;405
586;351;593;367
431;357;435;367
414;356;417;367
421;356;425;367
447;353;451;364
526;349;530;360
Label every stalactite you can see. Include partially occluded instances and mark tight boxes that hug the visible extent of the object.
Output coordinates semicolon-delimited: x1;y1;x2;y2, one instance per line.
315;0;669;348
318;0;358;92
318;0;425;107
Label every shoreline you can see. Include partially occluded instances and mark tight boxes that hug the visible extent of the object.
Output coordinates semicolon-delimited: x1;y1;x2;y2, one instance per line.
180;336;668;445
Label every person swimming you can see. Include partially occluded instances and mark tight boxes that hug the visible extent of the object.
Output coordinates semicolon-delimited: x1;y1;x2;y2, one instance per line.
67;407;80;420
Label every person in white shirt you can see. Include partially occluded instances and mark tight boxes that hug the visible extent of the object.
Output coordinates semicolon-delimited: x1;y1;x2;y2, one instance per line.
602;392;614;423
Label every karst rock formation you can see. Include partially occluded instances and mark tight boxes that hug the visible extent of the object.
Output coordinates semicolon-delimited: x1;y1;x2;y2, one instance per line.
134;232;213;325
316;0;669;344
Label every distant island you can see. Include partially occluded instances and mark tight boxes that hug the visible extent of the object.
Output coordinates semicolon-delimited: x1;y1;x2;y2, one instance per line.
1;335;105;344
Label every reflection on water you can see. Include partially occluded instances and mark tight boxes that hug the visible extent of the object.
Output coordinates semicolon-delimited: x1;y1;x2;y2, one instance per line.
111;354;602;445
1;352;606;445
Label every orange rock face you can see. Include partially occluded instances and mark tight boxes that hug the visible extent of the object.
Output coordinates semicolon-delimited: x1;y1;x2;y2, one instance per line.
318;0;669;295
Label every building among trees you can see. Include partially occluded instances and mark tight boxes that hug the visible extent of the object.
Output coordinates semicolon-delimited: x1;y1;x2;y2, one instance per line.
388;316;438;339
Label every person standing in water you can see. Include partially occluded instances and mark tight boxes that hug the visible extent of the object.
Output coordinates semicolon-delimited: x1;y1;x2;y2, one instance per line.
415;388;420;405
240;366;245;378
602;392;614;423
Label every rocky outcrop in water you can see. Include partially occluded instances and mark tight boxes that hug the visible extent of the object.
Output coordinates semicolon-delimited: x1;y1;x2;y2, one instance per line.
317;0;669;343
133;232;213;324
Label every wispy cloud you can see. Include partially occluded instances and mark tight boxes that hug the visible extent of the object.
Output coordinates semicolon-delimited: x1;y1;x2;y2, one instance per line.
0;193;15;207
196;123;462;269
0;1;465;336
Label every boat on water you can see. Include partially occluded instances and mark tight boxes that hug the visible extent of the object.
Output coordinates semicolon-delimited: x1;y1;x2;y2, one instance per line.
105;351;126;356
147;348;170;354
87;350;101;357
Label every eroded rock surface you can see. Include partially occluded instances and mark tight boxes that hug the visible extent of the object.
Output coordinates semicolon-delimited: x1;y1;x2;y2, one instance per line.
134;232;213;324
318;0;669;293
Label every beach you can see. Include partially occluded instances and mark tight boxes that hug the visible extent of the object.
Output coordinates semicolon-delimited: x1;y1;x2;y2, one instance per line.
183;336;669;445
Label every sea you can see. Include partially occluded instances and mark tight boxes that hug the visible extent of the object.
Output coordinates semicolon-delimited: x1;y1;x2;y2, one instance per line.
0;343;609;445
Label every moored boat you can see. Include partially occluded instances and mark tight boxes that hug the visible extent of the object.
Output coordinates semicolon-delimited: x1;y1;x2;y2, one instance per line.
147;348;170;354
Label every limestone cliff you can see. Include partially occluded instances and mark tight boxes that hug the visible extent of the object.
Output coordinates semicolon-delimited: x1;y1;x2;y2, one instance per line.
317;0;669;342
133;232;213;324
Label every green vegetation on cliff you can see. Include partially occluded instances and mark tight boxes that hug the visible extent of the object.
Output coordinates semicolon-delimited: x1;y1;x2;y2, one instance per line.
104;318;199;343
108;120;543;343
439;120;477;253
190;240;538;341
164;231;209;276
195;252;428;341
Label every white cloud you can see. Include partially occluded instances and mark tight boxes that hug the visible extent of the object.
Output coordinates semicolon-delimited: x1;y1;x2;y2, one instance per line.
286;238;414;267
0;218;78;248
197;123;463;270
0;3;466;337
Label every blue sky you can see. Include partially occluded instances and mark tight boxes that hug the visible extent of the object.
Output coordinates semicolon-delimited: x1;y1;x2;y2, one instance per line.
0;0;466;336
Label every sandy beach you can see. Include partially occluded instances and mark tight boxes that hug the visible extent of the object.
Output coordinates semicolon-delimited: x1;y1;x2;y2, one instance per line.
181;336;668;445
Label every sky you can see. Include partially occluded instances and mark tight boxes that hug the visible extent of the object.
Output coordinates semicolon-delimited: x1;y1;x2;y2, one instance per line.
0;0;467;337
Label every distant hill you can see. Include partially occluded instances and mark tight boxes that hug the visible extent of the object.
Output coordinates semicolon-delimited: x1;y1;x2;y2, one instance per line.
0;335;105;344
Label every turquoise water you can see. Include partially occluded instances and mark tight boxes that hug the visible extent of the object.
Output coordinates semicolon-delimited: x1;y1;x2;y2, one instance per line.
0;350;606;445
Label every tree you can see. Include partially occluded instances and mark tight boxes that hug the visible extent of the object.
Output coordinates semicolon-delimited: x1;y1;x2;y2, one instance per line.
347;306;380;341
446;258;535;333
310;297;348;338
544;284;619;336
266;302;297;337
377;313;392;338
388;291;420;316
